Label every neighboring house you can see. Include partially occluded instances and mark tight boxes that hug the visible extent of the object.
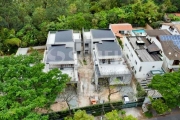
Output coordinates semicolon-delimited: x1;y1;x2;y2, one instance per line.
88;29;132;90
160;22;180;35
82;29;91;55
158;35;180;72
43;30;79;84
109;23;133;38
123;36;163;79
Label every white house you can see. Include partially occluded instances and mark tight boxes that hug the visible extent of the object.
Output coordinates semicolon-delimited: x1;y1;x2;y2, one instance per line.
43;30;79;84
123;36;163;79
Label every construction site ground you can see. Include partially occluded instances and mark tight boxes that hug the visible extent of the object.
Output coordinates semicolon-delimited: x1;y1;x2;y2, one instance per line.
49;55;135;112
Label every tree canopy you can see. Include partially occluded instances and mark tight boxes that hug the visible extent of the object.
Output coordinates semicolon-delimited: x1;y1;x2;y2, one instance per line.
0;0;180;55
105;110;137;120
151;99;171;114
0;52;70;119
65;110;94;120
149;71;180;108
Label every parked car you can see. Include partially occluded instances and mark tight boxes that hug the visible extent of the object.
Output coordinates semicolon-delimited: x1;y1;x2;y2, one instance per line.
122;95;130;104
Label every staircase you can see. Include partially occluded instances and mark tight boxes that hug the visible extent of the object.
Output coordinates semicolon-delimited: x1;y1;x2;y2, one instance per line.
140;78;152;91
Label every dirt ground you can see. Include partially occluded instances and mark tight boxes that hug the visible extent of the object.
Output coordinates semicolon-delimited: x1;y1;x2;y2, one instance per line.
123;107;146;120
46;55;124;112
78;55;122;106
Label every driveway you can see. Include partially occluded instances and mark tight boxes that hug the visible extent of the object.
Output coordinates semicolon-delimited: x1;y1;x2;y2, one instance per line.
149;114;180;120
120;86;136;102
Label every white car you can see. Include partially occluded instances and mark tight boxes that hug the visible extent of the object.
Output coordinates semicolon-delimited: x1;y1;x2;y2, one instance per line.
123;95;130;104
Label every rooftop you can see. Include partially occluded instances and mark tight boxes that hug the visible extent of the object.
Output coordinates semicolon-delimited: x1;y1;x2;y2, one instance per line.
96;64;130;76
46;45;74;63
145;30;171;36
96;41;121;57
158;35;180;60
83;31;91;40
55;30;73;43
127;37;162;62
110;23;133;38
161;23;180;34
91;29;115;39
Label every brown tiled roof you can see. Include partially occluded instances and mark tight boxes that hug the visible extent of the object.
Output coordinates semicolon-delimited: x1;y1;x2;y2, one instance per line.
160;40;180;60
174;13;180;17
110;23;133;38
145;30;171;36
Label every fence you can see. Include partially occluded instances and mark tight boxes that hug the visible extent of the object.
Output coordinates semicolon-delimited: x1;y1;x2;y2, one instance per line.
45;98;144;120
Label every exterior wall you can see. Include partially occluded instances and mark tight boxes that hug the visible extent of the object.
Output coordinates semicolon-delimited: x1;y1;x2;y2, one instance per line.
75;39;81;52
82;30;91;54
162;55;180;72
134;61;163;79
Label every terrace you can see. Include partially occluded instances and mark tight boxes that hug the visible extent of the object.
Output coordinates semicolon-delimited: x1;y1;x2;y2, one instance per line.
127;37;162;62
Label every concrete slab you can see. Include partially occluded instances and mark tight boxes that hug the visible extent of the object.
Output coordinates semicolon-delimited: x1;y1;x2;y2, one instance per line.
16;48;28;55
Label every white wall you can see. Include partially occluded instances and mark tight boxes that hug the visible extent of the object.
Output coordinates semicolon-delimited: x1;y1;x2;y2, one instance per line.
135;61;163;79
75;41;81;51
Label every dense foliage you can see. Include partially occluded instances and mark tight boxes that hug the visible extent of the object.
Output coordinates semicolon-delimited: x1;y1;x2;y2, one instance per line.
105;110;137;120
0;0;179;54
65;110;94;120
0;52;69;119
151;99;170;114
149;70;180;108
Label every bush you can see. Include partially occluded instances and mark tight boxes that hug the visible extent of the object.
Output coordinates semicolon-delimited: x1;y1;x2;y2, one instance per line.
151;21;163;29
136;83;147;97
144;111;153;118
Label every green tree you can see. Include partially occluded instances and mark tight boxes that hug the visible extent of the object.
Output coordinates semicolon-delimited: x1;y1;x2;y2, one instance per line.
0;28;21;55
151;99;171;114
0;52;69;119
149;71;180;108
131;0;160;25
105;110;137;120
65;110;94;120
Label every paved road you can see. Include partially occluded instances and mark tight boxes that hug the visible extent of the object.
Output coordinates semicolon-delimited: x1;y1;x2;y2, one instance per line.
149;112;180;120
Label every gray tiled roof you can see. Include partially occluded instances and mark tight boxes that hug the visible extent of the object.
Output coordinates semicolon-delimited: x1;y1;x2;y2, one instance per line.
46;45;74;63
55;30;73;43
147;43;160;52
96;41;121;56
91;29;115;39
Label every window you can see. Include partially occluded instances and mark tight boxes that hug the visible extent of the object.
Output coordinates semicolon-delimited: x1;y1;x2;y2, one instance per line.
125;43;127;46
152;66;155;68
135;70;136;74
85;43;89;48
85;50;88;54
126;54;129;59
131;53;133;57
102;59;105;64
135;60;137;65
173;60;179;65
139;66;142;72
132;66;134;70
